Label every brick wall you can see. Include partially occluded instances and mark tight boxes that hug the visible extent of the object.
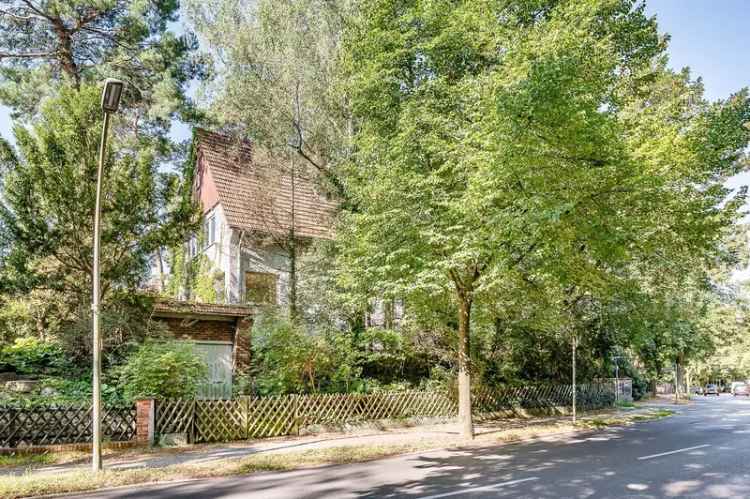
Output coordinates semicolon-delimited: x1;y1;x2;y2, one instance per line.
161;317;234;343
154;314;253;379
135;399;154;445
234;317;252;372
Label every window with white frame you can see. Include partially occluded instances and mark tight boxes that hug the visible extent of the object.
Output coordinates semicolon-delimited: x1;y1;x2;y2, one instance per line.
203;215;216;247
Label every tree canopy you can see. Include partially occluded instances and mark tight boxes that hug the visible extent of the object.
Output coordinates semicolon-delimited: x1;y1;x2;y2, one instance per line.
0;0;205;129
338;0;750;436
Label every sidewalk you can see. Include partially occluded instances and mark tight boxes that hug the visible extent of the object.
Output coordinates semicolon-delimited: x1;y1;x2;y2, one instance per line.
1;400;676;479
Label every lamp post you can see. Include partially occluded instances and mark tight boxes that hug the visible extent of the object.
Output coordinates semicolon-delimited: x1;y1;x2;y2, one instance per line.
611;355;622;402
92;78;124;473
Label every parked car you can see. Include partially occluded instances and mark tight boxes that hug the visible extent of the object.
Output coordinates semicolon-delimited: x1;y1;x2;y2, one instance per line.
692;386;704;395
704;384;720;396
733;383;749;397
731;381;747;395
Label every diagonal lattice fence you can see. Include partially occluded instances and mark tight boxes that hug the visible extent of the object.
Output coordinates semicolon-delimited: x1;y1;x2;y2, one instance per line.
0;383;617;448
155;382;615;444
0;404;136;448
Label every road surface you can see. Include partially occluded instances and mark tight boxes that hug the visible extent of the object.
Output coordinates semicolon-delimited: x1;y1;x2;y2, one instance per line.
75;395;750;498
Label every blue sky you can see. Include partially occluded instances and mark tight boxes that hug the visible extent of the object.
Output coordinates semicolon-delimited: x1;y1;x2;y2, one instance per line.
643;0;750;193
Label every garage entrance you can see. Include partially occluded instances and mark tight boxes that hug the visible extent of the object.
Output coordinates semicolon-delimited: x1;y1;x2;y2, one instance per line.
193;341;233;399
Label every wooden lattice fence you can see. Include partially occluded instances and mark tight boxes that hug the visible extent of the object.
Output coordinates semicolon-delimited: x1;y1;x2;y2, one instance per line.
156;391;458;443
156;383;615;444
0;404;136;448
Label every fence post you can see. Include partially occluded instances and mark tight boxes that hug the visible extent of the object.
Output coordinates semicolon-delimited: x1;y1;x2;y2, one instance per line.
135;399;155;447
292;395;302;436
244;397;250;440
189;400;196;444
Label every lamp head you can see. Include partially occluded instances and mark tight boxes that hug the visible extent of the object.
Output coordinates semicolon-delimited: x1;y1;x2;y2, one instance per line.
101;79;124;113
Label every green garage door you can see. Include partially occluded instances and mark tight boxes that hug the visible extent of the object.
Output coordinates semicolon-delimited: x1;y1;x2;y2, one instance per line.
193;342;233;400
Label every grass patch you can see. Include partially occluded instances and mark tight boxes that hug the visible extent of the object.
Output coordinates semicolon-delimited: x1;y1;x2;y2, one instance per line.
0;443;431;499
0;449;94;470
237;443;424;473
631;409;674;422
0;453;53;468
579;417;628;429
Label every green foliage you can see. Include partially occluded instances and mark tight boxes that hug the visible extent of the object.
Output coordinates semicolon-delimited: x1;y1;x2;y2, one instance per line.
165;248;224;303
337;0;750;415
0;338;68;376
251;311;341;395
0;86;197;361
251;310;435;395
0;374;127;407
184;0;350;199
0;0;206;127
117;340;208;401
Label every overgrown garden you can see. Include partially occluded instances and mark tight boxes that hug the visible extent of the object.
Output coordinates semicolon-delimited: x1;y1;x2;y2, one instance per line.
0;0;749;441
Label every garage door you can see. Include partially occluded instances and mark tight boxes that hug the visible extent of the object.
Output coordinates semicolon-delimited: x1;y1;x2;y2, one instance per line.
193;342;233;400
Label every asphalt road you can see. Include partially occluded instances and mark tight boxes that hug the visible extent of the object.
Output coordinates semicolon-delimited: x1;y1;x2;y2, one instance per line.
75;395;750;498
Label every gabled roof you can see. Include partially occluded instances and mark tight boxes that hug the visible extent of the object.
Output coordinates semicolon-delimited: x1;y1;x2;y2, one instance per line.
194;129;337;240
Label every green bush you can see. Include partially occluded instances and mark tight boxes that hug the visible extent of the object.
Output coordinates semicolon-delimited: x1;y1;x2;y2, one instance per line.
117;340;207;401
0;338;69;375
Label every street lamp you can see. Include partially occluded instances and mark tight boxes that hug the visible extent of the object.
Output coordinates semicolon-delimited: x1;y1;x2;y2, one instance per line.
92;78;124;473
611;355;624;402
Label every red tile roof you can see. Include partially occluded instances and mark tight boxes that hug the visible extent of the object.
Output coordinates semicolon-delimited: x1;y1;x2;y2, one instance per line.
195;129;337;239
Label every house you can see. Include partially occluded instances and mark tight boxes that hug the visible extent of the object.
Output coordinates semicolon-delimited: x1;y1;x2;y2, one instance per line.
151;130;338;398
187;128;337;306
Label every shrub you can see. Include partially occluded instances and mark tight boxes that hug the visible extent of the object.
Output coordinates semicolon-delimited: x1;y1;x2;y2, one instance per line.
251;311;369;395
117;340;207;401
0;338;69;376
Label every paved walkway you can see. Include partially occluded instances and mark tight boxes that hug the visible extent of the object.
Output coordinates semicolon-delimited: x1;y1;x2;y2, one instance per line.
74;396;746;499
2;401;674;478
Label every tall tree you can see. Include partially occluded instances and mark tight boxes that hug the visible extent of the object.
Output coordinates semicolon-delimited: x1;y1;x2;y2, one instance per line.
0;85;197;359
184;0;350;196
339;0;749;438
184;0;353;315
0;0;204;129
0;1;204;355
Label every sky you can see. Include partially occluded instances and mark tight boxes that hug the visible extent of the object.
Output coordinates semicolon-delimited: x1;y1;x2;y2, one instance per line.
643;0;750;192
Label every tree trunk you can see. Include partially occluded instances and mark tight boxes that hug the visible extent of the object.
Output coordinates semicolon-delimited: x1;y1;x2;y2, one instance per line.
287;152;298;319
157;247;166;292
675;353;685;400
457;293;474;439
384;298;395;329
289;228;297;319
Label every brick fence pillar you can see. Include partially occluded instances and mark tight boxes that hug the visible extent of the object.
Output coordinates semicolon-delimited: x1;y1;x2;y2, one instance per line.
135;399;155;446
233;316;252;373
